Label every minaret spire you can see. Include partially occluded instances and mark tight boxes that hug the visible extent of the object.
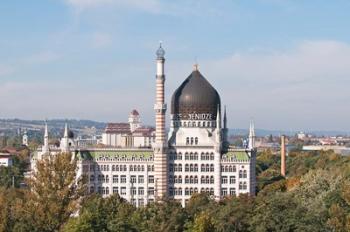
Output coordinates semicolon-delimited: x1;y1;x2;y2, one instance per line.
248;120;255;149
154;42;168;199
43;120;49;153
223;106;228;145
62;121;69;153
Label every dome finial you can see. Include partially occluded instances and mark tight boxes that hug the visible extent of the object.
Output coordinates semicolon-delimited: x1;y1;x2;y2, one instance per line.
156;41;165;59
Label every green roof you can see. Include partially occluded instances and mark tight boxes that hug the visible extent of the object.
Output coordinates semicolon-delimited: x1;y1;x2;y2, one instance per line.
76;150;154;160
222;151;250;162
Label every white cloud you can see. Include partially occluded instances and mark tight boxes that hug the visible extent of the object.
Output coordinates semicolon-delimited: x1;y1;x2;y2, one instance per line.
64;0;161;13
194;40;350;130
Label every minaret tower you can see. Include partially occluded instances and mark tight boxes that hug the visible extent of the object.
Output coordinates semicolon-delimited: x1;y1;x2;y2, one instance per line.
248;120;255;150
223;106;228;146
42;121;49;153
62;122;69;153
153;43;168;199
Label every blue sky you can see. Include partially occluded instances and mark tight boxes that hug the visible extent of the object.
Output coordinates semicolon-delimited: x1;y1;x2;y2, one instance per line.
1;0;350;131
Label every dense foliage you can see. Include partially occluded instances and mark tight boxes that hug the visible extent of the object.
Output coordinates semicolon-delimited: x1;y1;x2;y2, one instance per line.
0;150;349;232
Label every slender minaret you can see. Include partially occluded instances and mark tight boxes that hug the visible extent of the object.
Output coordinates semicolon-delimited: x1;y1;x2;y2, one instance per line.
248;120;255;149
223;106;228;145
281;135;286;177
62;122;69;153
42;121;49;153
215;105;221;145
153;43;168;199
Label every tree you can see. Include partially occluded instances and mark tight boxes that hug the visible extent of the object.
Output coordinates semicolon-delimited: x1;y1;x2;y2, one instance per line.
24;152;87;232
63;194;136;232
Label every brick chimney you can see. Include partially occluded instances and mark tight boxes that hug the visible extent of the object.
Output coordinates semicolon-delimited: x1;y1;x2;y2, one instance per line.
281;135;286;177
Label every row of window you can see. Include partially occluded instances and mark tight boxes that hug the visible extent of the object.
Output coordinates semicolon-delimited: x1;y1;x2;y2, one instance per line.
169;152;215;161
173;121;216;128
169;175;215;184
186;137;198;145
92;186;155;196
85;164;155;173
95;155;153;162
169;163;215;172
90;175;154;184
169;187;215;196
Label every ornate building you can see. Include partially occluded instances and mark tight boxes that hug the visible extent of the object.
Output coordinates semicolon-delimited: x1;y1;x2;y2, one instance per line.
32;44;256;207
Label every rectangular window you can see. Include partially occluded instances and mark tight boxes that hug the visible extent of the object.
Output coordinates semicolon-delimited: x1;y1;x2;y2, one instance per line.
90;175;94;182
113;175;118;183
131;187;137;195
221;188;228;196
148;175;154;183
148;187;154;195
138;187;144;195
121;175;126;183
131;175;136;183
138;175;144;184
138;199;144;207
113;187;118;194
121;187;126;195
222;176;228;184
229;176;236;184
229;188;236;196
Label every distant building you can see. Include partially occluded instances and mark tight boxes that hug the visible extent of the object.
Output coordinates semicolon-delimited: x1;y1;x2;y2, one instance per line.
0;152;13;167
101;110;155;148
22;129;28;146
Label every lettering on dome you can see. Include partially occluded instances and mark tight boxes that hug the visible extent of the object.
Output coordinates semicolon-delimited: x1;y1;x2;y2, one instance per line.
174;113;213;120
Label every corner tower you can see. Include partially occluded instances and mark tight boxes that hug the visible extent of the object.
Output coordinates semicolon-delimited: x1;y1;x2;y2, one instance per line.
153;43;168;199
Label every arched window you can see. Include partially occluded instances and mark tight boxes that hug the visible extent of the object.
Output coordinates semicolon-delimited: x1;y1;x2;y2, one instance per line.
210;153;214;160
190;176;194;184
239;170;243;178
178;187;182;195
205;176;210;184
210;164;214;172
194;152;198;160
186;137;189;145
239;182;243;190
190;152;193;160
194;188;198;193
130;165;133;171
185;176;189;184
178;164;182;172
201;164;205;172
201;176;205;184
190;137;194;145
206;152;209;160
195;137;198;145
185;164;189;172
169;164;174;172
194;176;198;184
194;164;198;172
178;175;182;183
210;176;214;184
210;188;214;195
206;164;210;172
190;164;194;172
201;152;205;160
243;170;247;178
185;188;189;195
185;152;189;160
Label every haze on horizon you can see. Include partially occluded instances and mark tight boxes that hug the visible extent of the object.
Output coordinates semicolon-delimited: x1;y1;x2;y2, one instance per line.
1;1;350;132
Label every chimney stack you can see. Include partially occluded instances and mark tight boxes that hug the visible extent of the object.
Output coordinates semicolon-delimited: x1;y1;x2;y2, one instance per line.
281;135;286;177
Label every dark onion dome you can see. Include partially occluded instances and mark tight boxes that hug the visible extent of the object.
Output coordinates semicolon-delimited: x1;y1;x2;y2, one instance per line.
130;109;139;116
171;68;221;120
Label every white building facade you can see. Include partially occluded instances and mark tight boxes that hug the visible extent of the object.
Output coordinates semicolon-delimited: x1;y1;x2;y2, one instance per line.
33;45;256;207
